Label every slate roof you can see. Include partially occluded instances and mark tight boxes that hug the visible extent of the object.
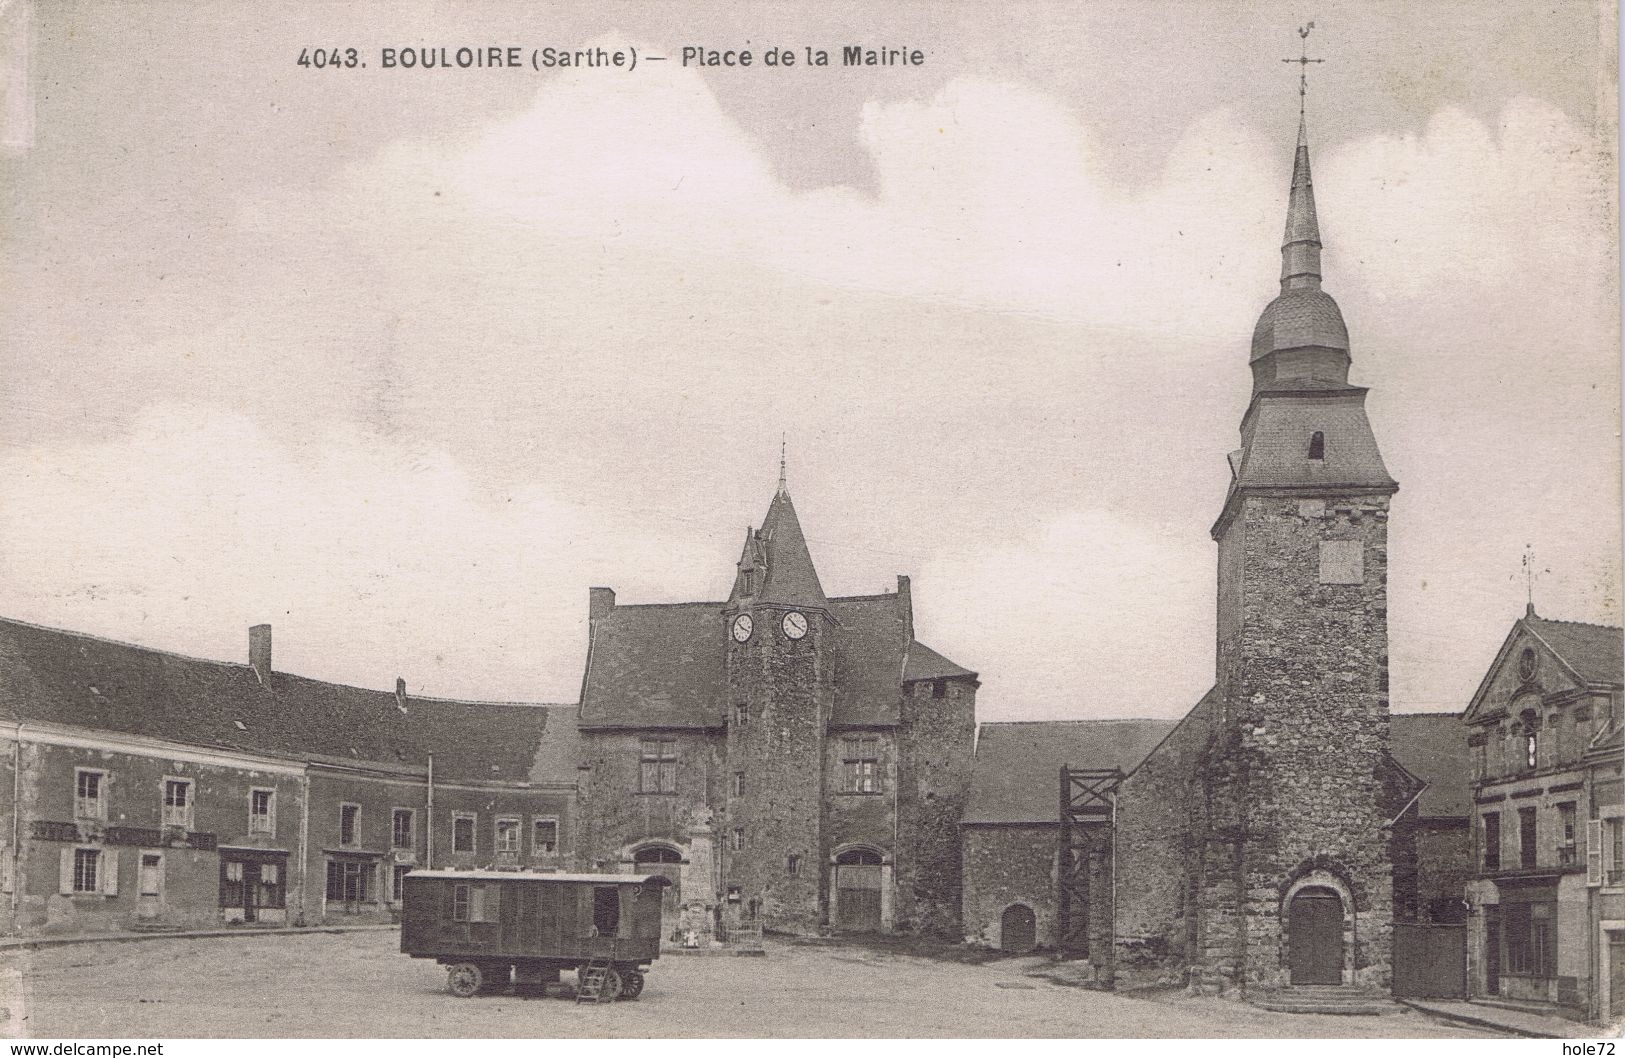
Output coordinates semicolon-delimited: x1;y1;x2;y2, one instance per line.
1230;392;1397;494
902;641;977;683
0;616;567;783
963;718;1178;825
1525;616;1623;685
1251;288;1349;362
578;601;729;728
1389;712;1470;820
577;590;969;729
729;490;828;610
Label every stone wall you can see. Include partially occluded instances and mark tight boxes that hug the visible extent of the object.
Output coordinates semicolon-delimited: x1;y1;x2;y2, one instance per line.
895;677;976;935
577;729;721;876
1226;493;1395;989
1114;691;1219;975
723;606;830;932
961;824;1056;949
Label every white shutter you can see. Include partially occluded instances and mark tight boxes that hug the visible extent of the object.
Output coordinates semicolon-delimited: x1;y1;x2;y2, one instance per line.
59;847;75;895
101;849;119;896
469;885;486;922
1589;819;1605;886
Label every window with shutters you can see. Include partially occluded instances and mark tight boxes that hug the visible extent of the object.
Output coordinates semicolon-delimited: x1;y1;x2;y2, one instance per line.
452;812;476;853
72;848;100;893
161;778;193;828
840;737;882;794
639;738;677;794
249;788;275;835
75;769;106;820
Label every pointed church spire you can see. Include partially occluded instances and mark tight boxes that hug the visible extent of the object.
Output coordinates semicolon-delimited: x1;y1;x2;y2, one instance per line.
1280;25;1325;292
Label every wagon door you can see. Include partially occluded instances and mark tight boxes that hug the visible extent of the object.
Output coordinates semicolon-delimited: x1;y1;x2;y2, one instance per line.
538;881;562;953
498;881;523;954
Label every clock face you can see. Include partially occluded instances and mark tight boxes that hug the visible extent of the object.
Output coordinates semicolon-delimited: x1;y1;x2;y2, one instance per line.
730;613;754;643
782;611;808;640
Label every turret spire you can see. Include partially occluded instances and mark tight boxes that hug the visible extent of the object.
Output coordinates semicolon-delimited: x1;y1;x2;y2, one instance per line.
1280;24;1325;292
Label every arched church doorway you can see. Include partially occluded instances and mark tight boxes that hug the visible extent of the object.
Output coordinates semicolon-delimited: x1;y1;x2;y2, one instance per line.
1288;886;1344;985
833;847;883;932
1001;903;1036;952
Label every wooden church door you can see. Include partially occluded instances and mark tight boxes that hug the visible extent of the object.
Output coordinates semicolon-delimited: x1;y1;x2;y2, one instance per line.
1289;888;1344;985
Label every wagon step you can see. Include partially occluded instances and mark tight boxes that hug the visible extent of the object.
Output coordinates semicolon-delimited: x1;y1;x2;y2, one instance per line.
576;958;615;1004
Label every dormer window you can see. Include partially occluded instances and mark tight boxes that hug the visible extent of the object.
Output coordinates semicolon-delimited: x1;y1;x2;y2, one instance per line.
1307;431;1325;460
739;570;754;596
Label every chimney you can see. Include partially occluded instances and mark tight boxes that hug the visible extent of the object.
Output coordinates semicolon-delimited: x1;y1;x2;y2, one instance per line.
589;587;617;622
895;575;914;641
248;624;272;680
396;677;407;709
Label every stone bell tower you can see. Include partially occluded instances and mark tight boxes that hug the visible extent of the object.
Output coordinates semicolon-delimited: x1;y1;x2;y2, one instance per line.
720;453;832;933
1205;88;1400;990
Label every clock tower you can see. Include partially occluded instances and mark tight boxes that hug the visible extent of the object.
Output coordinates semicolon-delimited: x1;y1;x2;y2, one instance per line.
721;464;833;932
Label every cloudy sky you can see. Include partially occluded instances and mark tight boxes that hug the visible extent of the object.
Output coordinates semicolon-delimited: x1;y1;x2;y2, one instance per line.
0;0;1617;720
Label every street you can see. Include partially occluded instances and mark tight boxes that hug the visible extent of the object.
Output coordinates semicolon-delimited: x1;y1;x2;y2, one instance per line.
1;930;1499;1038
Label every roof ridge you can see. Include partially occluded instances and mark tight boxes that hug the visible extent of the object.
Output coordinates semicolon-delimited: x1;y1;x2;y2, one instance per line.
831;592;898;603
609;600;727;611
1528;614;1624;634
0;615;258;672
406;694;574;710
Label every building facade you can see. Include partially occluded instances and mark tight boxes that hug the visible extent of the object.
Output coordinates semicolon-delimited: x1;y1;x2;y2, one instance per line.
574;479;978;939
1463;609;1624;1022
0;618;577;936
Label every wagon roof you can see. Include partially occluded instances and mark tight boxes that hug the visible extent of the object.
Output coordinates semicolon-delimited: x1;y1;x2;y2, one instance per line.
404;869;669;885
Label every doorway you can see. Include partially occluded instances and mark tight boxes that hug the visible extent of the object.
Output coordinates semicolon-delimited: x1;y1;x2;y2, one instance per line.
1001;903;1037;952
834;848;882;932
1288;886;1344;985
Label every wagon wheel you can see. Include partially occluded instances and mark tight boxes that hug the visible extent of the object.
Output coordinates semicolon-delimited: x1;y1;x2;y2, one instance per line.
599;967;624;1001
446;962;483;999
619;970;645;1000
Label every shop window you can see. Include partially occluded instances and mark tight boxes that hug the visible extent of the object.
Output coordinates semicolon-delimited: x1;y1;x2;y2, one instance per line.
1503;901;1555;977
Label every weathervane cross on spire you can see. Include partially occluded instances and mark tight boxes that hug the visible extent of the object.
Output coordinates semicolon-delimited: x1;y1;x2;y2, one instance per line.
1282;22;1324;117
778;434;788;495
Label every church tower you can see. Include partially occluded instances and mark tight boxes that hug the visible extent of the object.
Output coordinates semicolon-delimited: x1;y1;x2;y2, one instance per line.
1207;95;1400;989
721;458;833;932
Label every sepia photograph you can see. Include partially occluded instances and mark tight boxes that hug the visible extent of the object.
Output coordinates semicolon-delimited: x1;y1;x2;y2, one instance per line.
0;0;1619;1042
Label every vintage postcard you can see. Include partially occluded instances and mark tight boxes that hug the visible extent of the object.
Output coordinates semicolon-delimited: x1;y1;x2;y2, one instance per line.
0;0;1619;1042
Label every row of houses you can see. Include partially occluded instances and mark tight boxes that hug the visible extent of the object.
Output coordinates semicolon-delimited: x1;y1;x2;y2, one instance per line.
1;619;578;935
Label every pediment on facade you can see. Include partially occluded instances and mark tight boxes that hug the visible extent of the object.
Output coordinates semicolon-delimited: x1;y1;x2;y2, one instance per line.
1464;619;1587;727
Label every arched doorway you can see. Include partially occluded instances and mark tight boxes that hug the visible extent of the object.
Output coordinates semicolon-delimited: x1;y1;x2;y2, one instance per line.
1289;886;1344;985
834;847;883;932
632;844;683;934
1001;903;1037;952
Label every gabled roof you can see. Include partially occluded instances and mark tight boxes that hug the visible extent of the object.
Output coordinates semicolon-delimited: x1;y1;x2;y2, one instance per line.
1389;712;1470;819
902;641;977;683
964;718;1177;825
1524;615;1623;686
1466;610;1623;724
0;616;566;783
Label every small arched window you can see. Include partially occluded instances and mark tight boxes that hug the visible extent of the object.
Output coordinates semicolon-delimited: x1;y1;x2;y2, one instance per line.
1308;431;1325;460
